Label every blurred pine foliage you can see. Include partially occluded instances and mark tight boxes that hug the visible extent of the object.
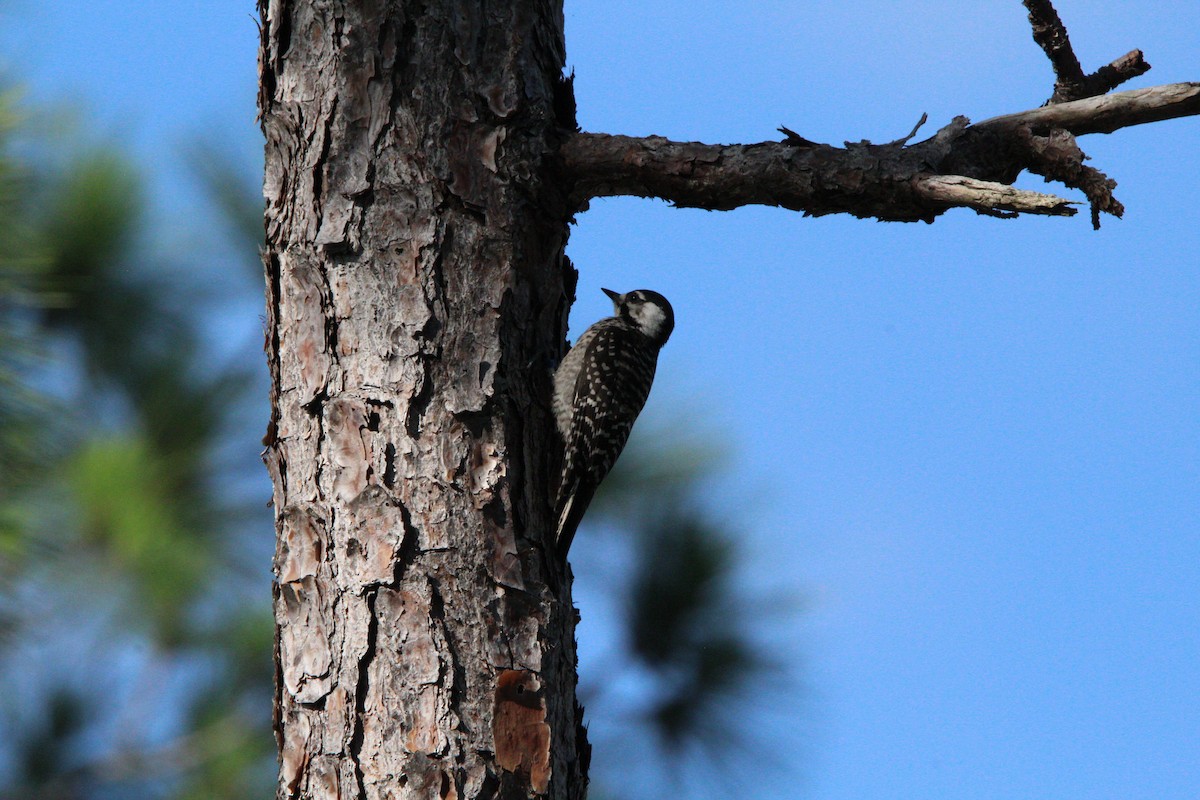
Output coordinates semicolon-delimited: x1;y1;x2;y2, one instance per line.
0;77;800;800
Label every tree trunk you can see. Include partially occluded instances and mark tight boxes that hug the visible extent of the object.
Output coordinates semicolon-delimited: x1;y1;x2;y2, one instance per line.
258;1;584;798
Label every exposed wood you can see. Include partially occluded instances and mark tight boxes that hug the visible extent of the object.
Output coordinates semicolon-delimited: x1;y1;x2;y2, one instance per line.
911;175;1077;217
978;82;1200;135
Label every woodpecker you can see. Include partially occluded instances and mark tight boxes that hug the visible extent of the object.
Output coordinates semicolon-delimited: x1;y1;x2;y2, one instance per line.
552;287;674;560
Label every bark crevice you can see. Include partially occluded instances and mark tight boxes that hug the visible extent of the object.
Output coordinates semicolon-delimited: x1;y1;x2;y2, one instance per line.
349;588;378;800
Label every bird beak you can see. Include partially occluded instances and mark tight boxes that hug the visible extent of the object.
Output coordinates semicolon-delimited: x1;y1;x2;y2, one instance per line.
601;287;622;303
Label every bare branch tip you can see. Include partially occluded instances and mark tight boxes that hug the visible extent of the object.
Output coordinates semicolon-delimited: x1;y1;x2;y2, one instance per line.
886;113;930;147
778;125;820;147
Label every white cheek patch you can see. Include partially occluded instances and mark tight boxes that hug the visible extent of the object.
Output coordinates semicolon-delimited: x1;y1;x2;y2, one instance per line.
634;303;668;338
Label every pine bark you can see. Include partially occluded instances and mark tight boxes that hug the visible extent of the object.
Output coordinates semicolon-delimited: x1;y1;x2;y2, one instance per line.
258;1;584;798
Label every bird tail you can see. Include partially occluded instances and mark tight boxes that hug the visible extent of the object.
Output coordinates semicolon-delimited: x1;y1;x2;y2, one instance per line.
554;481;597;564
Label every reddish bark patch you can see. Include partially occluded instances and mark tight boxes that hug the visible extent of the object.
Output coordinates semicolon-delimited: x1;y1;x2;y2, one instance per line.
493;669;551;793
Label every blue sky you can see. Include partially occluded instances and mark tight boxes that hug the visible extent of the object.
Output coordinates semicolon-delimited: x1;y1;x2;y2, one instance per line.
4;1;1197;798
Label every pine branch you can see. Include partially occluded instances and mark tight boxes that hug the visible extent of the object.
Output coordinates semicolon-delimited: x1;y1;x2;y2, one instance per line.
559;1;1193;228
1022;0;1150;104
559;82;1199;227
977;82;1200;135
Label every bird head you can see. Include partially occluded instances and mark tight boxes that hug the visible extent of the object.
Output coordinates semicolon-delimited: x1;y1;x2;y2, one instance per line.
603;287;674;347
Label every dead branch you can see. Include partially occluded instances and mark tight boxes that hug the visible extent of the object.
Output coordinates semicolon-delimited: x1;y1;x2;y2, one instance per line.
558;82;1198;226
911;175;1077;218
1022;0;1150;103
557;2;1192;229
977;82;1200;136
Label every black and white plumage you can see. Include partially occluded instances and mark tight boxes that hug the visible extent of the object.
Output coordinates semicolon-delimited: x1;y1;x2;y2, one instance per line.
552;288;674;560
